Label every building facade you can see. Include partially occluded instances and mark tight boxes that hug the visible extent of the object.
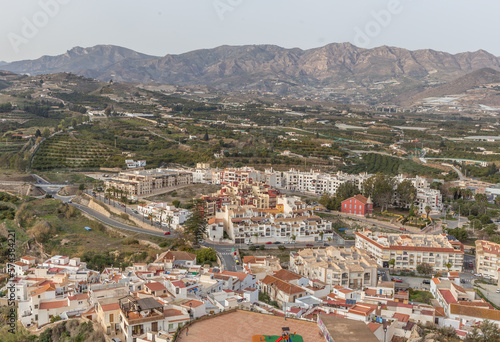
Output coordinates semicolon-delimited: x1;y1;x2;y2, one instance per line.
290;246;378;289
475;240;500;280
355;230;464;272
341;195;373;216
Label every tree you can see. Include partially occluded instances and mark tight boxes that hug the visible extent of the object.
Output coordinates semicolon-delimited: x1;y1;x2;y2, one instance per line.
465;320;500;342
203;131;209;141
363;173;395;212
166;215;173;231
42;128;50;138
195;248;217;265
35;129;42;138
336;182;360;202
475;193;488;214
425;205;431;219
447;227;468;241
79;183;86;191
416;263;433;276
389;258;395;269
172;200;181;208
396;180;417;209
184;200;208;244
445;262;453;272
495;196;500;207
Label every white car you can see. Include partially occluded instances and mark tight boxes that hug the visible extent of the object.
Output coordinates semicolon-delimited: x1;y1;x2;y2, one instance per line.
496;289;500;293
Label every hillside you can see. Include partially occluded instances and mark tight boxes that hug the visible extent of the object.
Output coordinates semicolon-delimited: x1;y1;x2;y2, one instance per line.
3;43;500;100
396;68;500;105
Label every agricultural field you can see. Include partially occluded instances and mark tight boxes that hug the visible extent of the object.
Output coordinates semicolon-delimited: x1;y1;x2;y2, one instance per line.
342;153;450;178
32;133;115;170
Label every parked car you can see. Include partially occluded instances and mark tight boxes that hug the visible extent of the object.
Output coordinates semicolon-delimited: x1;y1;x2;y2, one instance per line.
274;241;281;244
392;278;402;283
164;232;171;235
111;338;122;342
422;279;431;285
306;244;314;247
496;289;500;293
265;242;273;244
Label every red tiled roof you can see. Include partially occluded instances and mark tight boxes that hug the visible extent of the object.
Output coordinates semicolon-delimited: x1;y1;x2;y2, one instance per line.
182;300;204;308
393;313;410;323
68;293;88;301
221;271;248;282
39;300;69;310
450;303;500;321
100;303;120;312
164;309;184;317
439;289;457;304
273;269;302;282
261;275;305;295
145;282;167;292
348;304;376;316
171;280;186;288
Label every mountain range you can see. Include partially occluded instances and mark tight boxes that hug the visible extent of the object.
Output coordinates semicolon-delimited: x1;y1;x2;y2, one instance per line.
3;43;500;103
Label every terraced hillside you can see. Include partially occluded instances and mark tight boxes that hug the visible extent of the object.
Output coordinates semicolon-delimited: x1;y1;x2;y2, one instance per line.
32;133;115;170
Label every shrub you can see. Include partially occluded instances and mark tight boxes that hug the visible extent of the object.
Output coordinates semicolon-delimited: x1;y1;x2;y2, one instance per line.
123;237;139;245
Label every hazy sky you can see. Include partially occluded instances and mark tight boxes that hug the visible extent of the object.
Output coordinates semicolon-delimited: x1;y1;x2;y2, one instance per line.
0;0;498;62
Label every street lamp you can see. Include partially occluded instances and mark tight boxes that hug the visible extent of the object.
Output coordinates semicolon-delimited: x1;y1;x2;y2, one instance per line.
383;325;388;342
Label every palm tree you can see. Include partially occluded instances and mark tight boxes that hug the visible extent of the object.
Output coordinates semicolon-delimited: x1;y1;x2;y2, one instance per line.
445;262;453;272
425;205;431;219
166;214;174;231
159;209;165;228
319;231;324;241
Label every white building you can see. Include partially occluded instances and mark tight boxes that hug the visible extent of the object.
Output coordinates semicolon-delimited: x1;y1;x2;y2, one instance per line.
137;203;191;229
355;230;464;272
125;160;147;169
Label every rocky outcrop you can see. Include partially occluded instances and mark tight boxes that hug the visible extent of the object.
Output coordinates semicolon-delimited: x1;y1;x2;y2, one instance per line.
3;43;500;93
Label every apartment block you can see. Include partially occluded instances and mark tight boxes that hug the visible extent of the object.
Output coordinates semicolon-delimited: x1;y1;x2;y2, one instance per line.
475;240;500;281
355;230;463;272
207;196;333;244
290;246;378;289
104;169;193;199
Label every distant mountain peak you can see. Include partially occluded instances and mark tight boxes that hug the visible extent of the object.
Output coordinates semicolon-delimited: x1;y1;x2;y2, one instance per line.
2;43;500;104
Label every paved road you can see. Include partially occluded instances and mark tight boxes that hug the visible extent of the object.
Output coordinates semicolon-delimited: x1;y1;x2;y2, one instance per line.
477;284;500;306
71;202;170;238
444;217;468;229
204;242;241;272
441;163;465;180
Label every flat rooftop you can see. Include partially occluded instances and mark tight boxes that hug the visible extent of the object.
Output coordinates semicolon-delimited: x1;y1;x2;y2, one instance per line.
319;315;379;342
176;310;324;342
